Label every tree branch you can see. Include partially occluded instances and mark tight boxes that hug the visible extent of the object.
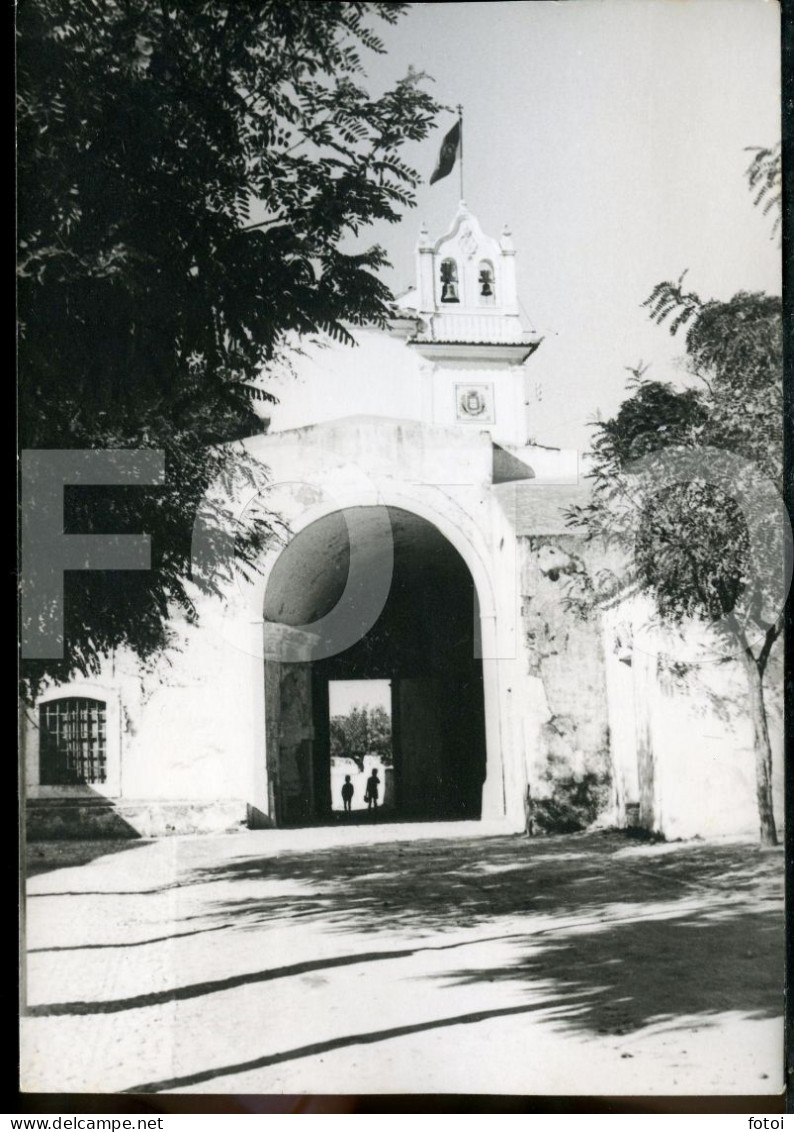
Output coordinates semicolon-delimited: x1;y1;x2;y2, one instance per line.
756;615;783;677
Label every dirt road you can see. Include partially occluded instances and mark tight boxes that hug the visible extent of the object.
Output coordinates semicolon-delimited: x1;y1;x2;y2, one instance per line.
21;826;784;1096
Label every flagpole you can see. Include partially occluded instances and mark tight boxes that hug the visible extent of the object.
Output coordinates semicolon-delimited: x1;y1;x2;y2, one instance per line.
457;104;464;200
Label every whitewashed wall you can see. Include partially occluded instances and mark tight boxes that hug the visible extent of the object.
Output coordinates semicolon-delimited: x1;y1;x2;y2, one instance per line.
602;593;784;839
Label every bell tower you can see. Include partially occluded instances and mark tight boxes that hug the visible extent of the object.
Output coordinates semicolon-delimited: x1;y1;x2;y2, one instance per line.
396;201;542;448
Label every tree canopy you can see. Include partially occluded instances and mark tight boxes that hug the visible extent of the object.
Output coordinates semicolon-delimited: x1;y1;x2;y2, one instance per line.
18;1;442;692
568;233;784;843
643;283;782;481
330;705;392;771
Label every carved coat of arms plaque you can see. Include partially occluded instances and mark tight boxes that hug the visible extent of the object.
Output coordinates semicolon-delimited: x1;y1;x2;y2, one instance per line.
455;383;494;422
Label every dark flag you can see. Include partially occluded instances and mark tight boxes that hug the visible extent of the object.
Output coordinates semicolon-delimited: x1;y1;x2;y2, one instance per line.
429;120;461;185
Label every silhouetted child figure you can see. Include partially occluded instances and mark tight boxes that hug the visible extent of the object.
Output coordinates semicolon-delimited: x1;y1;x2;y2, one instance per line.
364;768;380;811
341;775;354;813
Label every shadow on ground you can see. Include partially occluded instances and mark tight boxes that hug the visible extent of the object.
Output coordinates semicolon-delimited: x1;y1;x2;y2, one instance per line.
25;839;151;878
187;831;783;1034
113;835;783;1092
188;831;784;937
440;902;783;1036
27;833;784;1051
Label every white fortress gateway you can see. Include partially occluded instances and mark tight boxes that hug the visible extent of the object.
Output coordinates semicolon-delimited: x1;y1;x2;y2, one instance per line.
23;204;783;841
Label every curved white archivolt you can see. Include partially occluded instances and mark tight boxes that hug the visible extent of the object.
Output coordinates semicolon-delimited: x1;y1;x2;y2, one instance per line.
262;503;491;665
253;485;497;626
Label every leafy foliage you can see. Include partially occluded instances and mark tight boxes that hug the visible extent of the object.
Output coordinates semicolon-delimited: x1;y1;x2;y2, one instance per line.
572;281;783;640
588;373;708;467
330;705;392;771
643;271;705;337
18;1;442;694
569;280;783;842
745;142;782;243
642;289;782;480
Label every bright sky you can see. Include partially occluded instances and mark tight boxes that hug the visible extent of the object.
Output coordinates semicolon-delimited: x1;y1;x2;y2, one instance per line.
328;679;392;716
347;0;781;454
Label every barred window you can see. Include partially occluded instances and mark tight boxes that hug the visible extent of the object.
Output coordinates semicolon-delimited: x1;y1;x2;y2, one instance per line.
39;698;107;785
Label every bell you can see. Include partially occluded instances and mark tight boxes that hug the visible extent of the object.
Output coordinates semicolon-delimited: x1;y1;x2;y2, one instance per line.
440;259;459;304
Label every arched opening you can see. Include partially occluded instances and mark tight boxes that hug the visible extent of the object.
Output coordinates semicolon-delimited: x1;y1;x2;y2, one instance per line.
478;259;495;304
439;258;460;303
263;506;487;825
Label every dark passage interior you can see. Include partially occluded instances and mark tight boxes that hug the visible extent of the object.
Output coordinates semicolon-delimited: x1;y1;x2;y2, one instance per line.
264;507;486;825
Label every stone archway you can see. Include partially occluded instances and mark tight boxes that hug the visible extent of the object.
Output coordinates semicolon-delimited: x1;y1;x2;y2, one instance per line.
263;506;488;825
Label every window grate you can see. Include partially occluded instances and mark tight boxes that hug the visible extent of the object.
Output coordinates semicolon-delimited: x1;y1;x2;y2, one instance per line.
39;698;107;785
